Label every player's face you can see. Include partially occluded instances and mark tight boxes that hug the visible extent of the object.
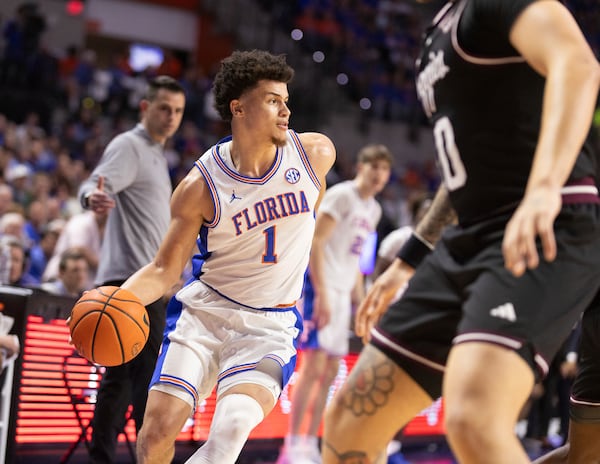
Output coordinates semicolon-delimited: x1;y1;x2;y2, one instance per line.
236;80;290;147
142;89;185;144
358;160;392;196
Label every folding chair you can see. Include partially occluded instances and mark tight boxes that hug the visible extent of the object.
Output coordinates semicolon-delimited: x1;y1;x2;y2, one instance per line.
0;357;15;463
60;350;136;463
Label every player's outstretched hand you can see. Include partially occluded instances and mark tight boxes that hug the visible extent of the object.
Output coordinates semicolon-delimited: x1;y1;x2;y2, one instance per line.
502;185;561;277
355;259;414;344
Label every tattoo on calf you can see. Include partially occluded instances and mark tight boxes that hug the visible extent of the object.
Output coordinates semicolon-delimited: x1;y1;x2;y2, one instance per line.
340;353;395;417
323;441;374;463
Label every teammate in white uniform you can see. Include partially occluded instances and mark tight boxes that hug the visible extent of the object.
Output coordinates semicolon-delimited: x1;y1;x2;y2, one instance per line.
278;145;391;464
374;193;432;280
113;50;335;464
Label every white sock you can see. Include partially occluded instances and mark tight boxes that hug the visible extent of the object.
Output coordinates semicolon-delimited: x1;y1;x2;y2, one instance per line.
285;434;305;448
184;394;264;464
305;435;319;447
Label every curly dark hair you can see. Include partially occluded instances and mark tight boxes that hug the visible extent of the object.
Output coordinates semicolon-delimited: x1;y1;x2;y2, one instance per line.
212;49;295;122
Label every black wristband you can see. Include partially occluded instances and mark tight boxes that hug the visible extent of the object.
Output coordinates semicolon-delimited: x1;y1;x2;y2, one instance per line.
81;192;91;210
397;232;434;269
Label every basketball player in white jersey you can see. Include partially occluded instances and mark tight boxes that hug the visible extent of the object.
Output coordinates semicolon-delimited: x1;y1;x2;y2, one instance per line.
278;144;391;464
112;50;335;464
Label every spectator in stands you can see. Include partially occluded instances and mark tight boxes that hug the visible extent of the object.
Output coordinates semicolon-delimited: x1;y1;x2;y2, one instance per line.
5;164;33;207
23;199;48;245
0;211;27;244
72;49;97;99
0;184;15;217
58;44;81;80
43;208;106;290
27;219;63;284
157;49;183;79
1;2;46;88
0;235;33;287
40;248;89;298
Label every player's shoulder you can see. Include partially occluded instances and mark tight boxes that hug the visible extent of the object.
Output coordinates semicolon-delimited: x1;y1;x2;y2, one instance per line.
195;145;215;164
178;164;208;194
171;165;214;220
295;131;334;150
294;131;336;177
295;132;335;161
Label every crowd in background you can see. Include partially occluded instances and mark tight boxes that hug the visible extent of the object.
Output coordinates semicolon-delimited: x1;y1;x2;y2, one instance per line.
257;0;600;124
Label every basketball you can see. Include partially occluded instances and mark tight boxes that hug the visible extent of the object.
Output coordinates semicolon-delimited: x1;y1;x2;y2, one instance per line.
68;286;149;367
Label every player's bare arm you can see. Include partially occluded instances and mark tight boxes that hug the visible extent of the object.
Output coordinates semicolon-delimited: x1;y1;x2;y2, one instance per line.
295;132;336;328
351;270;365;308
503;0;600;277
309;211;338;329
355;185;455;342
297;131;336;204
122;168;211;305
414;184;456;245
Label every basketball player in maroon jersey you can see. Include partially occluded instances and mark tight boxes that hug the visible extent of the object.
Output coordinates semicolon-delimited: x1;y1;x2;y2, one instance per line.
321;1;600;463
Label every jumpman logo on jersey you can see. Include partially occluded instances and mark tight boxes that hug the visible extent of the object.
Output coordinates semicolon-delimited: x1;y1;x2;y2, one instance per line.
230;190;242;202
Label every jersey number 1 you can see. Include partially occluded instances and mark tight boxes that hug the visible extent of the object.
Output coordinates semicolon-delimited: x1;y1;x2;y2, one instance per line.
262;226;277;264
433;116;466;191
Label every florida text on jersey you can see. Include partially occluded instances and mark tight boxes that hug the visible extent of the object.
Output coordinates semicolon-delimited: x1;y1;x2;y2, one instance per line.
190;130;321;309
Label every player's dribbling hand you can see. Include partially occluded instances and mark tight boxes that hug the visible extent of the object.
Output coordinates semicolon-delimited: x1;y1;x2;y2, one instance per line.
65;316;73;345
502;185;561;277
355;259;414;344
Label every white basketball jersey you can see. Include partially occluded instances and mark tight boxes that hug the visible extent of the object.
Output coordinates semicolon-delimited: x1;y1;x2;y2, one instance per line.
186;130;321;309
319;180;382;292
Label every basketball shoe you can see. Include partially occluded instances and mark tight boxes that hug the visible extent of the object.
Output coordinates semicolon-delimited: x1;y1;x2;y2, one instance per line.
276;435;321;464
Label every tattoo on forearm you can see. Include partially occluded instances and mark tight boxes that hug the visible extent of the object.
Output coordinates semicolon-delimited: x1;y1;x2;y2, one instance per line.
339;350;395;417
414;185;455;245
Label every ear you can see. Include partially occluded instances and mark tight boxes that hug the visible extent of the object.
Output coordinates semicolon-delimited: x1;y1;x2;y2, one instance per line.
139;99;150;113
230;100;243;117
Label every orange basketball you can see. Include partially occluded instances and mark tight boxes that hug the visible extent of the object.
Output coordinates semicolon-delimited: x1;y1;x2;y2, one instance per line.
68;286;149;367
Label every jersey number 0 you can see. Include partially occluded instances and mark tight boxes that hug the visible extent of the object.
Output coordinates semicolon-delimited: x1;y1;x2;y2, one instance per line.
434;116;466;191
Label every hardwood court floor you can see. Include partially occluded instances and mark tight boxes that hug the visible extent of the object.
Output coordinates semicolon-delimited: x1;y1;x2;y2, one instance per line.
12;437;553;464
